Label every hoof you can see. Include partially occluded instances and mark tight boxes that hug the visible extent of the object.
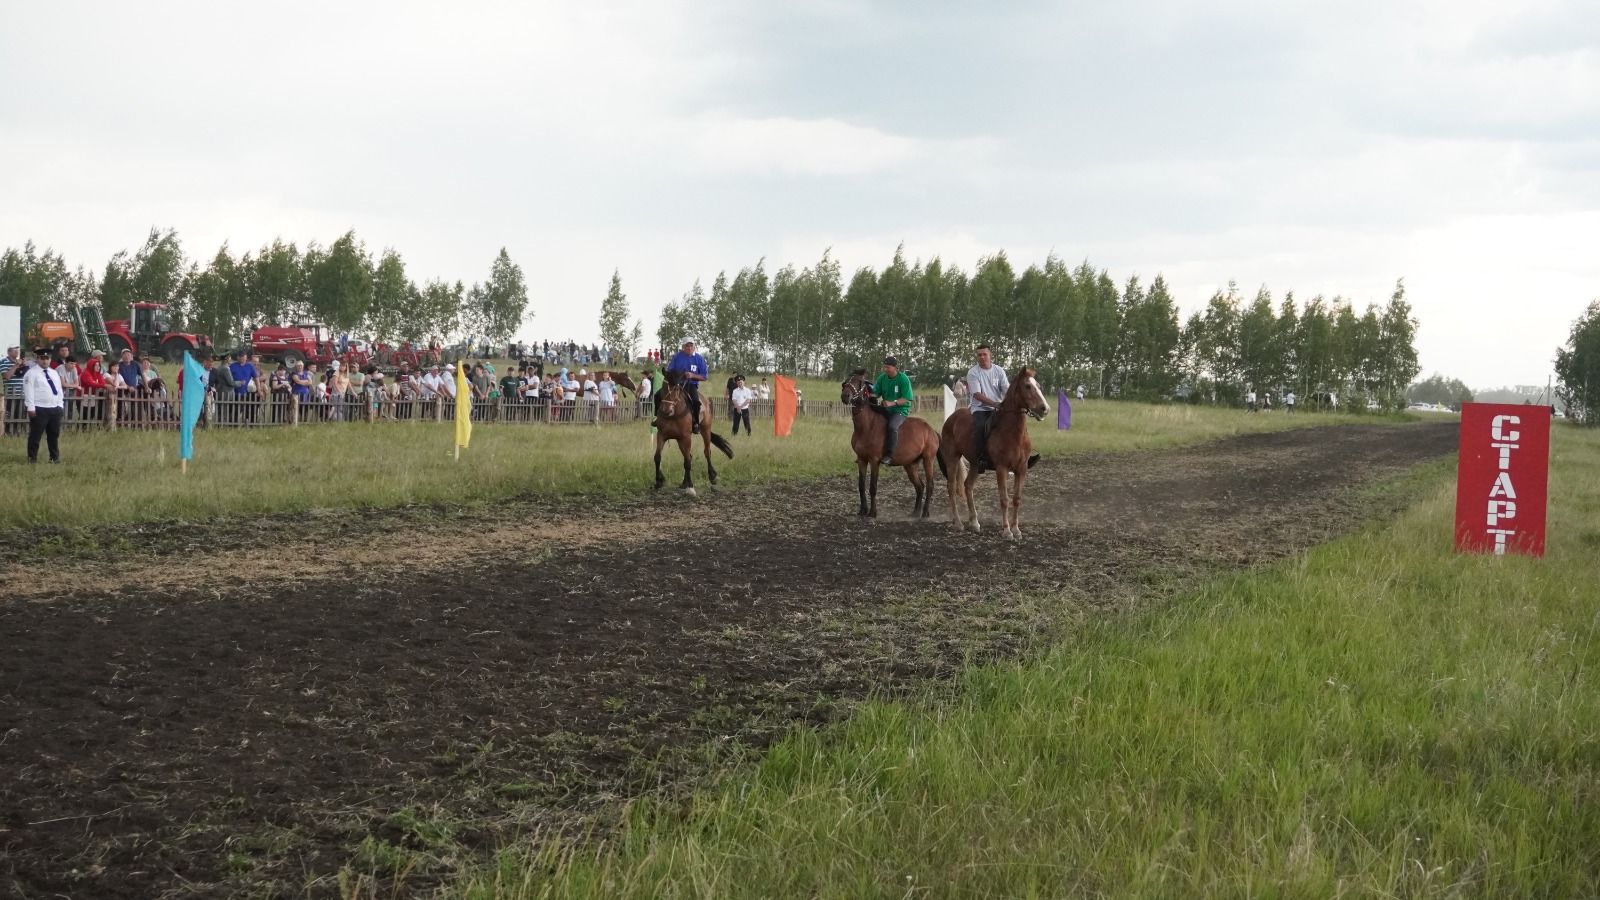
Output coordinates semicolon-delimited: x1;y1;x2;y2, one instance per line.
682;486;697;498
970;520;981;533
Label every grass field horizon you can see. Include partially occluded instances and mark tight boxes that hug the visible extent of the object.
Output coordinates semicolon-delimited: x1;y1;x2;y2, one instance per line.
451;426;1600;899
0;399;1405;530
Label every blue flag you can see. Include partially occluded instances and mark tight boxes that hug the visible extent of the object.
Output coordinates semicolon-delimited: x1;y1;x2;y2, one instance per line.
1057;390;1072;430
179;351;206;461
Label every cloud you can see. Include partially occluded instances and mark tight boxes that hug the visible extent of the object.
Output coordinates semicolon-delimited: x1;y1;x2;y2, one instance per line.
1;0;1596;386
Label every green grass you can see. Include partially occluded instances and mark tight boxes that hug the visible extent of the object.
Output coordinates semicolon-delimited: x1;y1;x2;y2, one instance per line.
457;426;1600;899
0;400;1391;529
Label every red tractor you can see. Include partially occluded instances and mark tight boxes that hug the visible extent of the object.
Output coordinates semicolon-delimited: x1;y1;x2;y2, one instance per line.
107;302;212;363
249;322;370;370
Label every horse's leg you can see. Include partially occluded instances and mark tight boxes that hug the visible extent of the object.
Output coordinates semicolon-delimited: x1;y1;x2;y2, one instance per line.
679;435;696;496
703;425;717;485
1010;470;1027;538
963;463;982;533
868;460;880;518
945;452;964;528
904;463;922;519
857;458;870;516
920;451;936;519
995;467;1012;540
653;434;665;490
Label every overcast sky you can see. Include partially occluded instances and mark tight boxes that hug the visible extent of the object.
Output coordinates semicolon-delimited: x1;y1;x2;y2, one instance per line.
3;0;1597;386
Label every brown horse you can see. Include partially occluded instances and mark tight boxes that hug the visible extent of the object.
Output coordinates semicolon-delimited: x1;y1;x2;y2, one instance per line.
841;369;945;518
940;367;1050;538
653;371;733;496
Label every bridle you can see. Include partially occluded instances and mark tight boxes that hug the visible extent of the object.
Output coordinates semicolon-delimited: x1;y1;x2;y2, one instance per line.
840;375;873;407
656;382;684;418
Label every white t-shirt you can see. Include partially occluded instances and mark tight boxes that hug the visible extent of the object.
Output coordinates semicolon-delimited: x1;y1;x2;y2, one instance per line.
731;386;754;410
583;378;598;400
598;380;616;404
966;363;1010;413
756;383;770;400
639;374;653;398
1245;391;1257;404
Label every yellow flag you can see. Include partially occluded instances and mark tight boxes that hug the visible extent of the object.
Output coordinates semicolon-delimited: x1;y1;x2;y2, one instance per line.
455;363;472;451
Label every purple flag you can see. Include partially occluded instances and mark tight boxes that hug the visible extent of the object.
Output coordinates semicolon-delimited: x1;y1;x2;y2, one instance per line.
1057;390;1072;430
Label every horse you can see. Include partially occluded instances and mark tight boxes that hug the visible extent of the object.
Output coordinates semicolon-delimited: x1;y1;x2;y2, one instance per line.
939;367;1050;539
840;369;945;518
652;371;733;496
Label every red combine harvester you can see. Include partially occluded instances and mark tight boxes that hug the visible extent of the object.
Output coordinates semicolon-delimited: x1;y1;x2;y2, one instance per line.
249;323;371;369
107;302;212;363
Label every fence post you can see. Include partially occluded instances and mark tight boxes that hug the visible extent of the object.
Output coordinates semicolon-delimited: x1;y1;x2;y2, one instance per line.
106;390;118;431
367;392;377;424
289;395;299;426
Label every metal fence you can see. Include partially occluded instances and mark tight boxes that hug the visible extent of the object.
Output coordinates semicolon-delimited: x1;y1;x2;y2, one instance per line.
2;388;948;436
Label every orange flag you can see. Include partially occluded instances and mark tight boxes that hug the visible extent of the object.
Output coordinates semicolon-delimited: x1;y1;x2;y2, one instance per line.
773;374;798;437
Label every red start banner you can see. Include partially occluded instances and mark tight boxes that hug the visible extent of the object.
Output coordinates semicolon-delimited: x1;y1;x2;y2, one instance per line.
1454;403;1551;557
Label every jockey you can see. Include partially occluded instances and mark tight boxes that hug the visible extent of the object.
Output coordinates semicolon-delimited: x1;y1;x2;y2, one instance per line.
965;343;1008;472
873;355;914;465
666;339;709;433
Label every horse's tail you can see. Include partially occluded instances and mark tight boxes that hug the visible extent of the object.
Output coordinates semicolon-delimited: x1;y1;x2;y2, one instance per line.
709;432;734;458
935;448;948;481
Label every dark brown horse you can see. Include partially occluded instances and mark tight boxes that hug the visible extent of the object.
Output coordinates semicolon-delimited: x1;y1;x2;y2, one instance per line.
653;371;733;496
939;367;1049;538
841;369;945;518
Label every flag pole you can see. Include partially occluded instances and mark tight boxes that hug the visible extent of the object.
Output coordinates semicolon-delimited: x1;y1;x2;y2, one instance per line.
181;459;187;475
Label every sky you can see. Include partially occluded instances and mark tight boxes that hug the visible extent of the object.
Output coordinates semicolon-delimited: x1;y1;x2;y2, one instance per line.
2;0;1597;388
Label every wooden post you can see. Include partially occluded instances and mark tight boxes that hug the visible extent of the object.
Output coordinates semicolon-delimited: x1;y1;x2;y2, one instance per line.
105;389;118;431
367;391;377;424
289;395;299;427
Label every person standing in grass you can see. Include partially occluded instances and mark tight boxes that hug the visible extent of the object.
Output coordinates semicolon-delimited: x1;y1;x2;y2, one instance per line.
23;348;65;464
290;361;312;413
729;375;754;435
873;355;914;465
598;371;617;422
501;366;522;406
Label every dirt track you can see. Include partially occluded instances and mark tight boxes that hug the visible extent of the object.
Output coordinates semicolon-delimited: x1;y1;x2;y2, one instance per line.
0;422;1457;898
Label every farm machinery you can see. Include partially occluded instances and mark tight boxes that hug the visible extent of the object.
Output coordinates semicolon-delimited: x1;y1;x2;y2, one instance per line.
26;302;209;363
249;323;370;369
246;323;442;372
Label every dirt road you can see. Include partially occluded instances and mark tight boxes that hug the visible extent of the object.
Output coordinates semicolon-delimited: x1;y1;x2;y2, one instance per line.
0;422;1457;898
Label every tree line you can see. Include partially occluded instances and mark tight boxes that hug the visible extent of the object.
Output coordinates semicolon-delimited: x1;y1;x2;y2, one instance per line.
652;246;1422;408
1557;300;1600;425
0;228;530;349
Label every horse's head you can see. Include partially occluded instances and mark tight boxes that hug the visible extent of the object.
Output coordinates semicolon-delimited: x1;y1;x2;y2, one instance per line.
840;368;873;406
1010;367;1051;421
656;371;686;418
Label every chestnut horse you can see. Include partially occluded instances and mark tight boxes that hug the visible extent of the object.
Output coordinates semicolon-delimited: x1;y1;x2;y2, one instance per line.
652;371;733;496
939;367;1050;538
841;369;945;518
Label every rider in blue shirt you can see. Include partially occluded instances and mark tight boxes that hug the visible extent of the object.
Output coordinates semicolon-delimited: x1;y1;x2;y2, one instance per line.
665;339;709;433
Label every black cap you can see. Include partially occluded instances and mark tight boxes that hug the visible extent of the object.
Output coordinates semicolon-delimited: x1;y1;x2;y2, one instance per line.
33;346;50;357
882;355;899;367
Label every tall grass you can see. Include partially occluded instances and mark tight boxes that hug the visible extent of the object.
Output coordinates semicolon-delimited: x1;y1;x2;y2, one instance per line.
1;401;1390;529
460;427;1600;899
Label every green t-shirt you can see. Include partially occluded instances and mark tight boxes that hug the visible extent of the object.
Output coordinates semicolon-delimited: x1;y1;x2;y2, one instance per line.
873;371;914;412
500;375;519;398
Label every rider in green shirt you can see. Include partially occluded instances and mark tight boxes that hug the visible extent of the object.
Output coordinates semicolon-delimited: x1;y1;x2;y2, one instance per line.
872;355;914;465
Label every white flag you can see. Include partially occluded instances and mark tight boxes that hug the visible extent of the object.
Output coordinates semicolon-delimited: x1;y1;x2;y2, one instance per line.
943;384;958;423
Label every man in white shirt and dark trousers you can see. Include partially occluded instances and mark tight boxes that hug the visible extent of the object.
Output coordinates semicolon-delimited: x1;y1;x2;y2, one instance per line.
24;347;66;464
730;376;754;435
